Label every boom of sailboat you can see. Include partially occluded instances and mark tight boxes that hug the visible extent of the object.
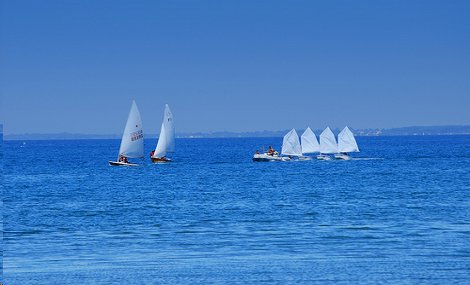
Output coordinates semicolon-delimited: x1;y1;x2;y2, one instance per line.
252;126;359;162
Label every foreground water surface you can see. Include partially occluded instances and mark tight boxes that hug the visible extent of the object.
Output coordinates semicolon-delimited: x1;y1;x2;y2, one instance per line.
2;136;470;284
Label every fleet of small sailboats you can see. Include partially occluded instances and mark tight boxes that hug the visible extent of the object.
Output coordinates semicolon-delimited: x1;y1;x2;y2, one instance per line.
108;101;359;165
252;126;360;162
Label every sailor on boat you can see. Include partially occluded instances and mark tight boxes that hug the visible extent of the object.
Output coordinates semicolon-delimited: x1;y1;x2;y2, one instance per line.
118;155;129;163
267;145;279;156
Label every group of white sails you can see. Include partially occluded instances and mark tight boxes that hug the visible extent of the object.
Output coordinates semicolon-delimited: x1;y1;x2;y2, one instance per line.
279;126;359;160
109;101;175;166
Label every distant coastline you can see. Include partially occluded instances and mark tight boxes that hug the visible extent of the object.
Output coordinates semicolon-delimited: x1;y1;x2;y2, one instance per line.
3;125;470;140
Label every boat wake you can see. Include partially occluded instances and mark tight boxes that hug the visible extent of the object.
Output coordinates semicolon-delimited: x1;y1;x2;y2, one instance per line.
352;157;384;160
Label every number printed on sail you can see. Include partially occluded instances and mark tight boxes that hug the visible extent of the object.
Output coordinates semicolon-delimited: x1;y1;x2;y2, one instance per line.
131;130;143;141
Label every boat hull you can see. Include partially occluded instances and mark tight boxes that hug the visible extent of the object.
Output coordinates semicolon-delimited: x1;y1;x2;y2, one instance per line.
151;157;172;163
109;161;138;166
253;153;284;162
316;154;332;161
298;156;312;161
334;153;351;160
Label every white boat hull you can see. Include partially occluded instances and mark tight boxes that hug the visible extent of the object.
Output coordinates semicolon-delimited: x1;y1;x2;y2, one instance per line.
316;154;332;160
253;153;286;162
298;156;312;161
109;161;139;166
335;153;351;160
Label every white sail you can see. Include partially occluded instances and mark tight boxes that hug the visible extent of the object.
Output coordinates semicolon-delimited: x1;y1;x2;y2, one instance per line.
118;100;144;158
153;122;167;158
319;127;337;154
301;127;319;154
152;104;175;158
164;104;175;153
338;126;359;153
281;129;302;156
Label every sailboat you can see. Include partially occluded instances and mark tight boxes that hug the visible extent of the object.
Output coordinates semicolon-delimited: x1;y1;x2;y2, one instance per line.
151;104;175;163
335;126;359;160
317;127;337;160
109;100;144;166
300;127;319;159
281;128;302;160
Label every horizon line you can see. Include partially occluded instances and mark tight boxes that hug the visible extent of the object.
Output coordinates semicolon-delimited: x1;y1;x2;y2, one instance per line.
3;124;470;140
2;123;470;136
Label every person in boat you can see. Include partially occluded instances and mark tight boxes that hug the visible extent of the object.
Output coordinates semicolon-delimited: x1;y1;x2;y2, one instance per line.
150;150;155;157
255;150;260;155
119;155;129;163
267;145;275;156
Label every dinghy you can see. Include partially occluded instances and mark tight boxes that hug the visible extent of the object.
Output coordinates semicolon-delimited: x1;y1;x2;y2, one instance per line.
252;152;284;162
300;127;319;160
281;129;302;160
317;127;337;160
109;100;144;166
151;104;175;163
335;126;359;160
253;144;284;161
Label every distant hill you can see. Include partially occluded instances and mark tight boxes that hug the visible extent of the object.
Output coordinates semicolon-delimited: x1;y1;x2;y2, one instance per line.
3;125;470;140
178;125;470;138
378;125;470;136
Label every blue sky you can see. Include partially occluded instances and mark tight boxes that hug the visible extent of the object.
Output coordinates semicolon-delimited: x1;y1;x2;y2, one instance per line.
1;0;469;134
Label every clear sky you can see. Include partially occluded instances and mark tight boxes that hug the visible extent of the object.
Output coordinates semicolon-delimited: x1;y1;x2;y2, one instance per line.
1;0;469;134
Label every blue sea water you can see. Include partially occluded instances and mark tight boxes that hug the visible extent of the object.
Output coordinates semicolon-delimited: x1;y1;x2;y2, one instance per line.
2;136;470;284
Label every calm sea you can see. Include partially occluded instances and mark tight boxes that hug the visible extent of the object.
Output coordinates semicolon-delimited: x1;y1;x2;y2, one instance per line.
2;136;470;284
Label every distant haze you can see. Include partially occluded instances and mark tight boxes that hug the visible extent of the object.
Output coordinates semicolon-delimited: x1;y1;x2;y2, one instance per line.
1;1;469;134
